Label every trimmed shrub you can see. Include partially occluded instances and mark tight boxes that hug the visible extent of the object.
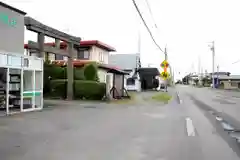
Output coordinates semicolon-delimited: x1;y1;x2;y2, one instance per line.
74;80;106;100
49;79;67;99
83;63;99;81
74;67;85;80
194;78;199;85
49;79;106;100
44;62;66;79
44;62;66;95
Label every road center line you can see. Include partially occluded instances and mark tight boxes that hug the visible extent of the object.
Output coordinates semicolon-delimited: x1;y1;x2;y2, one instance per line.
186;117;195;136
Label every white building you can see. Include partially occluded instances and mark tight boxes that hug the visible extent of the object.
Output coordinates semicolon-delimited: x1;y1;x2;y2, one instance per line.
0;2;43;115
109;53;141;91
25;40;115;65
25;40;116;85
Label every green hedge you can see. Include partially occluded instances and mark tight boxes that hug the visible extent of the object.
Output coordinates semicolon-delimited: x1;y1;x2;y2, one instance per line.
83;63;99;81
44;62;98;81
44;63;66;95
44;62;66;79
44;62;101;98
49;79;67;99
74;67;85;80
49;79;106;100
74;80;105;100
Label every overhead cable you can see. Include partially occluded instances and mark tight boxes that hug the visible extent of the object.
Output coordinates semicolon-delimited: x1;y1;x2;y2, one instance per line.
144;0;158;29
131;0;164;53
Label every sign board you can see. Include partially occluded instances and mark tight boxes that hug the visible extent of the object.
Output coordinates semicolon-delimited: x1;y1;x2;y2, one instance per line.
0;4;25;54
161;71;169;80
0;12;17;27
160;60;169;68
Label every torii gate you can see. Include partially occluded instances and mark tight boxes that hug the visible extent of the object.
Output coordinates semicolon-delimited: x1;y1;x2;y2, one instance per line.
24;16;81;100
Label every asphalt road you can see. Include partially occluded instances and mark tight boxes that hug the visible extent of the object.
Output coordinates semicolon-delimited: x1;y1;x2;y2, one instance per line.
0;89;240;160
177;85;240;130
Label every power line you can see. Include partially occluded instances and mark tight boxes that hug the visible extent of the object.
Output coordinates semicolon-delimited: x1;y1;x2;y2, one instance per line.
232;59;240;64
131;0;164;53
144;0;158;29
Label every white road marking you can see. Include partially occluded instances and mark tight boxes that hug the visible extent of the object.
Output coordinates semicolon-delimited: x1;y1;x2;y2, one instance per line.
186;117;196;136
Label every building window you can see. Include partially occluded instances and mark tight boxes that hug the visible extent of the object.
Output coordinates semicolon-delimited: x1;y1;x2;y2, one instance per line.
55;54;63;60
63;56;68;61
23;58;29;67
98;52;101;61
84;51;89;59
47;53;55;61
43;52;49;61
102;53;104;62
127;78;135;85
30;52;39;58
77;50;84;59
99;52;104;62
77;50;89;59
24;49;29;56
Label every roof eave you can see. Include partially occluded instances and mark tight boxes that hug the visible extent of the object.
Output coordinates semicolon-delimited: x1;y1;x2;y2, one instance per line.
0;2;26;15
80;40;116;52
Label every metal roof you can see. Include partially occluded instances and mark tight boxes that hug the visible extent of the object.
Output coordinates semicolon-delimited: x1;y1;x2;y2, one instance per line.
219;75;240;80
137;67;160;76
109;53;140;70
80;40;116;52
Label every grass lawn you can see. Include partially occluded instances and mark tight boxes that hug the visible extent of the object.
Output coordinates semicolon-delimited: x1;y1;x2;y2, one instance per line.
151;93;172;103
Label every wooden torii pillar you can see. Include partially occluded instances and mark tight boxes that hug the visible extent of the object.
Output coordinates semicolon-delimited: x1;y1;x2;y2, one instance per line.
24;16;81;100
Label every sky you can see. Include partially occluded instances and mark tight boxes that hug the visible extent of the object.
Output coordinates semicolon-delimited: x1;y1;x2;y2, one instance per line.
3;0;240;80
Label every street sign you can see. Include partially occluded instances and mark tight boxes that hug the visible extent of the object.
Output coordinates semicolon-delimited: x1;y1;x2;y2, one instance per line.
160;60;169;68
161;71;169;80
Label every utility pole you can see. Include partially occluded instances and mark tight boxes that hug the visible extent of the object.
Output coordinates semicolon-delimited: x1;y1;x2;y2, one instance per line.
137;30;141;69
210;41;215;88
172;68;175;86
191;63;195;75
164;46;167;61
164;46;168;91
217;65;219;86
198;56;201;75
137;30;141;92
